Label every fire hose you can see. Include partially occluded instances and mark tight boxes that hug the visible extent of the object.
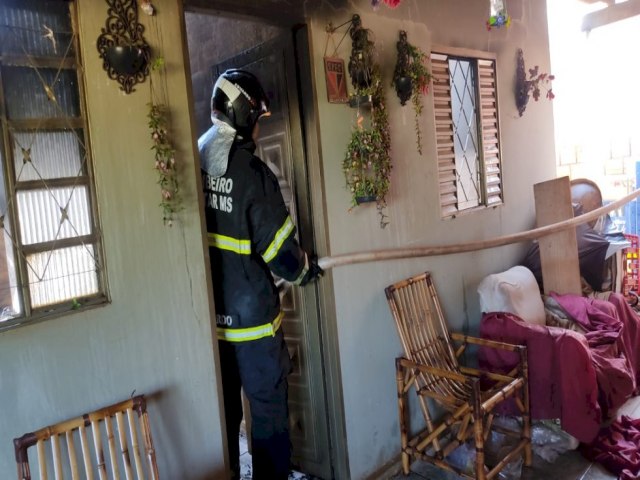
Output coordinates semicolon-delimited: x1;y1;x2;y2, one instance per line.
284;186;640;286
317;186;640;271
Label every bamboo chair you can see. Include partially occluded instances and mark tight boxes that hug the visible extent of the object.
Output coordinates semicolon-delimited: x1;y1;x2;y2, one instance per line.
14;395;159;480
385;272;532;480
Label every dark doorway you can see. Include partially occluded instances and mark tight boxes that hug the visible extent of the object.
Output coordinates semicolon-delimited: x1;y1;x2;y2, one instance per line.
184;11;332;480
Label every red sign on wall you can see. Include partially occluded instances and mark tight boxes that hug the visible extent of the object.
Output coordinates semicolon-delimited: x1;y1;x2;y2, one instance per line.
323;57;349;104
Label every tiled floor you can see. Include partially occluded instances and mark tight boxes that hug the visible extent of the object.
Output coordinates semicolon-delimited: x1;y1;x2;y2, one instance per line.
388;395;640;480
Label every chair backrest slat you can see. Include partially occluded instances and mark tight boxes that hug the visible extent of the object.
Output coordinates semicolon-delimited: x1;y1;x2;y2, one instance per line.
141;412;159;480
36;440;47;480
115;412;133;480
14;396;158;480
126;408;145;479
104;417;120;480
65;431;79;480
91;420;108;480
51;435;63;480
79;425;94;480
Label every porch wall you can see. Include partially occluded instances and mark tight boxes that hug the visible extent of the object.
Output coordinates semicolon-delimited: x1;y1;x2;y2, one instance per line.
0;2;227;478
306;0;556;478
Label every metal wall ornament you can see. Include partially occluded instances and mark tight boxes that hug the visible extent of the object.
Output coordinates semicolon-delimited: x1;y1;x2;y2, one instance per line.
97;0;151;94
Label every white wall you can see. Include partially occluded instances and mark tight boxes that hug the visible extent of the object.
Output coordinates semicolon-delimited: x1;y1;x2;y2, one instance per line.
0;2;227;478
306;0;556;477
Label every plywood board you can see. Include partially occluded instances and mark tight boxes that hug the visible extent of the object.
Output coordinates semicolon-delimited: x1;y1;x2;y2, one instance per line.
534;177;582;295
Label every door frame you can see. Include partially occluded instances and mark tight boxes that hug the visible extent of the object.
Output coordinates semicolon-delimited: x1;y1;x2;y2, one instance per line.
291;25;349;480
180;5;348;479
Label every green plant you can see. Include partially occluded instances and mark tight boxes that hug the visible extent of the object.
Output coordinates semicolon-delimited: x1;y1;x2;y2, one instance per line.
392;31;431;155
147;102;181;225
343;16;392;228
343;69;391;228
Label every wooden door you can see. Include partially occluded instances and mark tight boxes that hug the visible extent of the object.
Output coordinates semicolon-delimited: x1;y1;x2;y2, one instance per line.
213;33;331;479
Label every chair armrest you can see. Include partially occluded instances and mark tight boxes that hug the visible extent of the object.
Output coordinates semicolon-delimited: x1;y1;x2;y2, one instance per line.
450;332;525;353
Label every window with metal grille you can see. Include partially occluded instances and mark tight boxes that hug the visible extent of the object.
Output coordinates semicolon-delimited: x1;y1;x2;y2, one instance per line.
431;46;503;218
0;0;106;330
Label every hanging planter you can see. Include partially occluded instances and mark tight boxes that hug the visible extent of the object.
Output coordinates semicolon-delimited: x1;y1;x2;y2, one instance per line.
355;195;377;205
344;15;391;228
104;44;148;76
515;48;555;117
392;30;431;155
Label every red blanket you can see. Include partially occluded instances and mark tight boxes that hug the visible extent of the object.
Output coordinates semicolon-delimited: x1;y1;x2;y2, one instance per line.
479;293;640;443
581;416;640;480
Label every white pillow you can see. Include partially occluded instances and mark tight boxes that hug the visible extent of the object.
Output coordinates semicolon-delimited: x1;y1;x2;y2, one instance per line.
477;266;546;326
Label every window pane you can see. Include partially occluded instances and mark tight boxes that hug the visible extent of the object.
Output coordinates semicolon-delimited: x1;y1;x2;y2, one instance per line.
3;67;80;120
17;186;91;245
0;0;73;58
27;245;98;308
450;58;481;210
0;146;23;321
13;130;84;181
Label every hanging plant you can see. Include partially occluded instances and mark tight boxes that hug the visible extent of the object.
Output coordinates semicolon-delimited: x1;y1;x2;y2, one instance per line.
147;100;181;225
344;16;391;228
347;15;375;95
392;30;431;155
146;17;182;226
515;48;555;117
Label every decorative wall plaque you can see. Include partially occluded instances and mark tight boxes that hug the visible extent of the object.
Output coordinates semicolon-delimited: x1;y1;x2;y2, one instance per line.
323;57;349;104
97;0;151;94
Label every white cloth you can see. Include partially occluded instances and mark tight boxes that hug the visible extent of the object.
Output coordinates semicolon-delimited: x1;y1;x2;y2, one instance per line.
477;265;546;326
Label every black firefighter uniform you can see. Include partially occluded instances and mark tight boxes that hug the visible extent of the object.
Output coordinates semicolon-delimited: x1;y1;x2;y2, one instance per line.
200;128;313;478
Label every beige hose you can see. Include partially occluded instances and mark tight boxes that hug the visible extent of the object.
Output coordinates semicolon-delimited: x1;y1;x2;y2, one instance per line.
316;187;640;271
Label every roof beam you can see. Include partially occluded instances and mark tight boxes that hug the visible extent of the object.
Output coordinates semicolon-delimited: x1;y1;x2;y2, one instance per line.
582;0;640;31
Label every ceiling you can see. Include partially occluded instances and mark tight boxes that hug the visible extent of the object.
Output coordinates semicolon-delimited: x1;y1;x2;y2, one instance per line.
580;0;640;31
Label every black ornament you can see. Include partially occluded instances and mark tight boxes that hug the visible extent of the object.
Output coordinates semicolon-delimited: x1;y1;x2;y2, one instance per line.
105;45;148;76
97;0;151;94
395;76;412;106
393;30;413;106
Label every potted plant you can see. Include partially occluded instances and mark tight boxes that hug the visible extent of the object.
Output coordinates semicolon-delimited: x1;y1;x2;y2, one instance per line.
343;16;392;228
392;30;431;155
343;70;391;228
515;48;555;116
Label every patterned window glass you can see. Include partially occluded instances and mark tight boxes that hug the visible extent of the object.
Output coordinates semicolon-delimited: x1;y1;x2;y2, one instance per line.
0;0;106;328
432;49;503;218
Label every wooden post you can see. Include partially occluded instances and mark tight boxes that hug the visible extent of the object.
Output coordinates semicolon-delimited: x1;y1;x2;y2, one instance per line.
534;177;582;295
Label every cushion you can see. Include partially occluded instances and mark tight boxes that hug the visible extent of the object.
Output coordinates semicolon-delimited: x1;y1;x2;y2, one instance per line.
477;266;546;326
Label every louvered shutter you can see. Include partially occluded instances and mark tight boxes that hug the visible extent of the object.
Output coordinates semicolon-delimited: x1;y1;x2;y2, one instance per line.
431;54;458;217
478;58;503;206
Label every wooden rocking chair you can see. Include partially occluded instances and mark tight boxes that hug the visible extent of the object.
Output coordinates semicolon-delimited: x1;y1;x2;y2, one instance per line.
385;272;532;480
14;395;159;480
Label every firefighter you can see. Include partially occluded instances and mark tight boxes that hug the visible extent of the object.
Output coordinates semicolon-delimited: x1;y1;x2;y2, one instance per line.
198;69;322;480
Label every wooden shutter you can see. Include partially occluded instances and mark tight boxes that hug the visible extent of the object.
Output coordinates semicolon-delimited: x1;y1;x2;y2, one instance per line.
431;53;458;217
477;58;503;206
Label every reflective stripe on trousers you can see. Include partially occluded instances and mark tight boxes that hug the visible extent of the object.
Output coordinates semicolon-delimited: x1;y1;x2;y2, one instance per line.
217;311;284;342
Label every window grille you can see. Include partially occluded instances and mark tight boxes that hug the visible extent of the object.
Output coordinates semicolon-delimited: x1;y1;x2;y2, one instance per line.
0;0;106;329
432;47;503;218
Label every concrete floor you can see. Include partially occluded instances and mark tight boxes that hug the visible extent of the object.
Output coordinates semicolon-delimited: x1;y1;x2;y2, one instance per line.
389;395;640;480
235;395;640;479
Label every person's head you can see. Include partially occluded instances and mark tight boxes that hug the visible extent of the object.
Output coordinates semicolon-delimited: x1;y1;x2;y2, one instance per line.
211;69;271;142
